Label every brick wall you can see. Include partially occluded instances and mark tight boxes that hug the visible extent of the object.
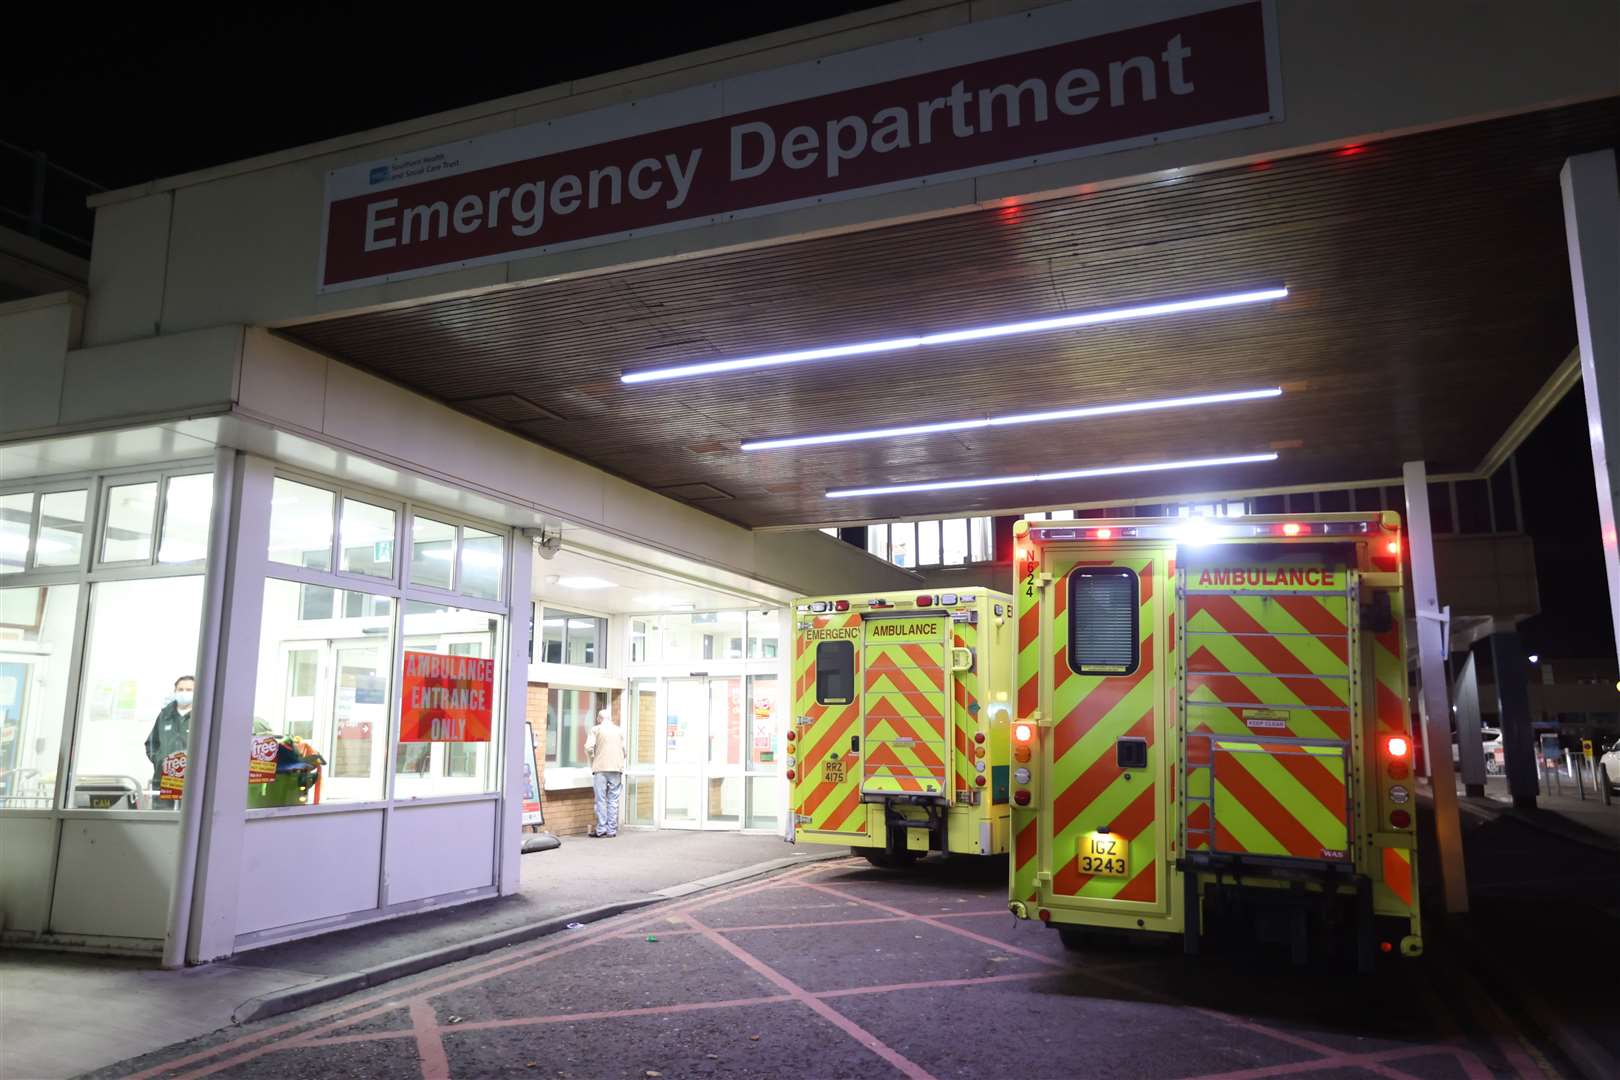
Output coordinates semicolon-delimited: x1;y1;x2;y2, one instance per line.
527;681;622;836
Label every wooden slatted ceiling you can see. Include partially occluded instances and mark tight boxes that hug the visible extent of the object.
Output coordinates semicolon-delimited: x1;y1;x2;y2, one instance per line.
288;99;1620;528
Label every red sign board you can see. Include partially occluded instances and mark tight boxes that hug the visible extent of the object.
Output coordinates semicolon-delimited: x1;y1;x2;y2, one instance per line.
400;651;495;743
320;1;1279;292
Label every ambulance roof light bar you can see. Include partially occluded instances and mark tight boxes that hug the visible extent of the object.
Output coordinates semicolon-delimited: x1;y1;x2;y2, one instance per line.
1025;516;1384;543
740;386;1282;451
826;452;1278;499
622;286;1288;384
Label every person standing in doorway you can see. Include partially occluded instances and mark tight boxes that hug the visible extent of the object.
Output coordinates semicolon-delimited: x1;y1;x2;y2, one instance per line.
585;706;624;837
145;675;194;808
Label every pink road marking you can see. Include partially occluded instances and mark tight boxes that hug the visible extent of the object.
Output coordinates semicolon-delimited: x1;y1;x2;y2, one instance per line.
409;1001;450;1080
817;970;1050;999
1462;980;1550;1080
796;880;1064;969
1180;1044;1489;1080
677;913;939;1080
134;862;833;1080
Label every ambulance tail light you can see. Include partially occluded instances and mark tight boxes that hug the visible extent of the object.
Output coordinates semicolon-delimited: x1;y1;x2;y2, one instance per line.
1014;723;1033;743
1389;809;1412;830
786;769;796;781
1282;522;1302;536
833;599;850;612
1386;735;1409;760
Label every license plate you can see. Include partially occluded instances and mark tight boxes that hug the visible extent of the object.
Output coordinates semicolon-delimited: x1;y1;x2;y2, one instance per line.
823;759;845;783
1079;832;1128;878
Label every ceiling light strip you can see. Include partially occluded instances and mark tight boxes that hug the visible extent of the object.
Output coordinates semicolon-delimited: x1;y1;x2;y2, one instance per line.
824;452;1280;499
620;286;1288;385
741;386;1282;451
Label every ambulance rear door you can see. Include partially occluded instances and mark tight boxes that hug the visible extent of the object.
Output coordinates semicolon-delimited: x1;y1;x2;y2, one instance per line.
861;612;952;800
792;610;870;840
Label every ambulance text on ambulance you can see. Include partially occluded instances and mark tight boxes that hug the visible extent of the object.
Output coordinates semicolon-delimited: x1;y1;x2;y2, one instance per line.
1197;568;1336;588
320;2;1276;290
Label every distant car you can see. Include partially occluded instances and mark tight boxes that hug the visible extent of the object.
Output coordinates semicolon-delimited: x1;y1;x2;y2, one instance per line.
1452;727;1503;773
1598;740;1620;798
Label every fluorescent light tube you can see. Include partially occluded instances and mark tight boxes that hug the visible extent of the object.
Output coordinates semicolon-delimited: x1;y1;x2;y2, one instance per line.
824;452;1279;499
621;286;1288;384
742;387;1282;451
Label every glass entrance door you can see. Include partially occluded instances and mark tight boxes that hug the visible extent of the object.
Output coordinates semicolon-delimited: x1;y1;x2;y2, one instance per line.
661;678;706;829
703;677;745;830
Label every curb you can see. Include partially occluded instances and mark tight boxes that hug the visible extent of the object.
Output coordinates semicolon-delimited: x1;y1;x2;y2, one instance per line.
1453;796;1620;855
230;848;841;1025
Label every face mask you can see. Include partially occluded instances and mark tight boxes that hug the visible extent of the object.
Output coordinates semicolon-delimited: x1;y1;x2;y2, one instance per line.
176;691;194;710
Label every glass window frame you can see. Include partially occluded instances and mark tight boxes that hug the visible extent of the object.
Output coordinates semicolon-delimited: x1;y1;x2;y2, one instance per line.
0;461;217;819
534;604;609;669
245;468;514;819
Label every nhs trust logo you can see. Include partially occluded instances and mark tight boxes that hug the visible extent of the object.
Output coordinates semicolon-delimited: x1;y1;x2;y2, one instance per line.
368;165;390;185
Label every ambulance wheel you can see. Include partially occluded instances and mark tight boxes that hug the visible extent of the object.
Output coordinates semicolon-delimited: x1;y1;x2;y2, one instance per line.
1057;925;1091;951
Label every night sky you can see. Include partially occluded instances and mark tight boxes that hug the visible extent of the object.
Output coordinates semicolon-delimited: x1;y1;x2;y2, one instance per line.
6;4;1613;663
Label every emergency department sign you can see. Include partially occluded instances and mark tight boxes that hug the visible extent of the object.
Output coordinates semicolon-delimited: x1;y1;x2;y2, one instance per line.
319;0;1281;292
400;651;495;742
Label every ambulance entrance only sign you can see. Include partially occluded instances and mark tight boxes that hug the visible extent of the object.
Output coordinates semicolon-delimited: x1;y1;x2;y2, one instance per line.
400;650;495;742
318;0;1280;292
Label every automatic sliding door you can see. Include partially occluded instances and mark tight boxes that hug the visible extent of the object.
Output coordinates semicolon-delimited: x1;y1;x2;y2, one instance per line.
704;677;744;829
661;678;705;828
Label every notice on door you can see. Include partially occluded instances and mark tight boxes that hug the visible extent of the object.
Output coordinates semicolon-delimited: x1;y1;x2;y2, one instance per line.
400;651;495;742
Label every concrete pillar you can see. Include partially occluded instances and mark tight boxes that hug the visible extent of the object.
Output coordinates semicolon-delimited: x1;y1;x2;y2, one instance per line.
1453;650;1487;797
1403;461;1469;914
1489;631;1540;811
1560;150;1620;661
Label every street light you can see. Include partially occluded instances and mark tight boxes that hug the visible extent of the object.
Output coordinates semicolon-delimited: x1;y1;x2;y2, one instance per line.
1528;654;1540;664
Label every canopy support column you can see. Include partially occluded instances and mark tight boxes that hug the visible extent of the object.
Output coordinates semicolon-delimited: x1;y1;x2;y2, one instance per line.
1404;460;1469;914
1560;149;1620;662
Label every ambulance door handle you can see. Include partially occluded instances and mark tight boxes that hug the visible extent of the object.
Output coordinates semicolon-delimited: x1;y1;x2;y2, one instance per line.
850;736;860;753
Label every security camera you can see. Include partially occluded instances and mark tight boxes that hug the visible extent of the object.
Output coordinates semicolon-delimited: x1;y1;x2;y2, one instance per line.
536;530;562;560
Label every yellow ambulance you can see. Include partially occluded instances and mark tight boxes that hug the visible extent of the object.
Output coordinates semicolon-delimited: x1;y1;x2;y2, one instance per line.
1006;513;1421;969
788;589;1015;865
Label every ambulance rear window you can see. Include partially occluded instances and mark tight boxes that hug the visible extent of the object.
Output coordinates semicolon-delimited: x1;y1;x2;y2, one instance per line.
1069;568;1139;676
816;640;855;704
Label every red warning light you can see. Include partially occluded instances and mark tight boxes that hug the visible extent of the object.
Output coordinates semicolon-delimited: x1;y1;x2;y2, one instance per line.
1096;527;1113;540
1282;522;1302;537
1386;736;1410;759
1014;723;1034;743
1385;537;1401;556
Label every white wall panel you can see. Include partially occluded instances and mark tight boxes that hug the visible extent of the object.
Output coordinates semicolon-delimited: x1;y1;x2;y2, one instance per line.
50;818;179;940
0;817;57;934
235;811;382;936
385;800;497;905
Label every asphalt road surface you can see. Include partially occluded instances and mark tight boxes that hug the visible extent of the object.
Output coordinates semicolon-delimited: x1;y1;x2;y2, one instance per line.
93;856;1560;1080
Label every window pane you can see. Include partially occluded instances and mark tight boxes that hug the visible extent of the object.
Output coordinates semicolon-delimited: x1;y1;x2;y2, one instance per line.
747;610;781;659
628;683;657;767
1318;490;1350;512
917;520;940;565
395;601;503;798
746;775;781;831
101;482;158;563
158;474;213;564
460;527;503;600
866;523;887;561
890;522;915;568
0;493;30;575
1286;492;1316;515
539;609;605;667
269;478;334;570
410;515;456;590
546;687;603;769
816;641;854;704
36;490;87;568
70;576;205;810
1491;467;1518;532
942;518;968;565
1068;568;1139;677
1353;487;1384;513
1050;509;1076;520
251;579;393;806
1455;479;1491;535
625;775;656;827
339;498;396;578
969;517;992;563
747;675;778;771
1427;482;1455;533
0;584;79;809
